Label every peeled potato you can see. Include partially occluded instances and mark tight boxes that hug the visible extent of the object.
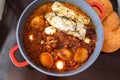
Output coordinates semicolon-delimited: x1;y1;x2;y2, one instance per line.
31;15;45;28
40;52;54;68
74;48;88;63
57;48;73;61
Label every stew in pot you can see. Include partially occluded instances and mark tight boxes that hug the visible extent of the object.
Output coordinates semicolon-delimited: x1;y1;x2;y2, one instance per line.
23;2;97;72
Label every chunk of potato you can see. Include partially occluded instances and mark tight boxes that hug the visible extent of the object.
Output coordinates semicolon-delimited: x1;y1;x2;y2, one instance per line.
57;48;73;61
39;52;54;68
31;15;45;28
74;48;88;63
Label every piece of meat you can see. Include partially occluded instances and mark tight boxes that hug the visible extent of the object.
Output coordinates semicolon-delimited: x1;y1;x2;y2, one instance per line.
51;1;90;25
45;12;76;31
45;12;87;39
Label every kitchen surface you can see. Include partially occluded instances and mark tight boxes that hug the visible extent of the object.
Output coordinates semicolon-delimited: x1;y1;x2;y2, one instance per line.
0;0;120;80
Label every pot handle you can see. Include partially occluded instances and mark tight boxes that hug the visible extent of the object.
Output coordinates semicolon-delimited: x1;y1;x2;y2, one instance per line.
10;45;29;67
90;2;105;19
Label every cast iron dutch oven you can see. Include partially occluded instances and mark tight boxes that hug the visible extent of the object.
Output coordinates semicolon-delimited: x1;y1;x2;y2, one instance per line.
10;0;104;77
